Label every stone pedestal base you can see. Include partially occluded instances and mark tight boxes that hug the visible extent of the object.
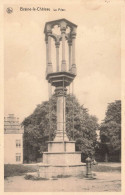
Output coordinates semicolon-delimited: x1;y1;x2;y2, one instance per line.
48;141;75;152
43;141;81;165
36;140;86;179
43;152;81;165
38;163;86;178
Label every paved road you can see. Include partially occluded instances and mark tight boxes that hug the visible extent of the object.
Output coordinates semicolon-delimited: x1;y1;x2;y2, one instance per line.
4;171;121;192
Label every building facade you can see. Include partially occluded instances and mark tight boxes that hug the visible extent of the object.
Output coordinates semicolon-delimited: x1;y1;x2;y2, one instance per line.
4;114;24;164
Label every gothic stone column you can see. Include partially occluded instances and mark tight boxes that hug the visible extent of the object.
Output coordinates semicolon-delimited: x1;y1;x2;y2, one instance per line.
55;41;60;72
45;39;48;75
71;29;77;75
54;86;69;141
68;39;72;72
47;33;53;74
61;24;66;71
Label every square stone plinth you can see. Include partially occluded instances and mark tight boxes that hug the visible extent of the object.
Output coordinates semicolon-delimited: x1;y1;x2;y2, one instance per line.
38;163;86;178
43;152;81;165
48;141;75;152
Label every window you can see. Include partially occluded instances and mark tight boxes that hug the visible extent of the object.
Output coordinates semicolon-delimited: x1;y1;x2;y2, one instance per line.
16;139;21;148
16;153;21;162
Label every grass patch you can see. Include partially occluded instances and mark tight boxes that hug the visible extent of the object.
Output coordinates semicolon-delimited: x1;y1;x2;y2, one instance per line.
4;164;37;178
92;165;121;172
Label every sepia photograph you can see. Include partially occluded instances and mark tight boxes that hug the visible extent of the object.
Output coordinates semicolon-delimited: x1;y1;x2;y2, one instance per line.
1;0;124;193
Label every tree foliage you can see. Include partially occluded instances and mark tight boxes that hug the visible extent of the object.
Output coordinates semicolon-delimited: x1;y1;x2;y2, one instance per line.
22;95;99;162
99;100;121;159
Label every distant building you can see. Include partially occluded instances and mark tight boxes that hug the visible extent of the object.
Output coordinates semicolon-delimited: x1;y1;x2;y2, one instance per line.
4;114;24;164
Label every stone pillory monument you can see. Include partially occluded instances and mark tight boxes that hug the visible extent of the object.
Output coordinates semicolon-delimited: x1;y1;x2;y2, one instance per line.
38;19;85;178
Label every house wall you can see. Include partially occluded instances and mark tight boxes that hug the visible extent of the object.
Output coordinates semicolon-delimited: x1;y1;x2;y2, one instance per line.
4;133;23;164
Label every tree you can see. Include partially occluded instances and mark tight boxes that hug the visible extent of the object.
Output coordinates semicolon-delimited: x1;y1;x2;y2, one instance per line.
22;94;99;162
99;100;121;161
22;99;56;162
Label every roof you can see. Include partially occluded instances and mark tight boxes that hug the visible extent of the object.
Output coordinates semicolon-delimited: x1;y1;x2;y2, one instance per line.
44;18;77;33
4;114;24;134
4;129;24;134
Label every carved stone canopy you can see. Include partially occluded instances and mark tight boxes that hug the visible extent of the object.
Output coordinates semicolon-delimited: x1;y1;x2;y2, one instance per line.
44;18;77;42
45;18;77;76
44;18;77;33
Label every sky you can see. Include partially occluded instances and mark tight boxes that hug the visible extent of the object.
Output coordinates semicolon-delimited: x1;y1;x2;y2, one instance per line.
4;0;121;123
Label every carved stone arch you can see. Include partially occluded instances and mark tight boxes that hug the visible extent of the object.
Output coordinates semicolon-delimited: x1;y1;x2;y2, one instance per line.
67;24;73;32
59;35;62;42
65;33;71;41
50;33;57;42
51;22;60;30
